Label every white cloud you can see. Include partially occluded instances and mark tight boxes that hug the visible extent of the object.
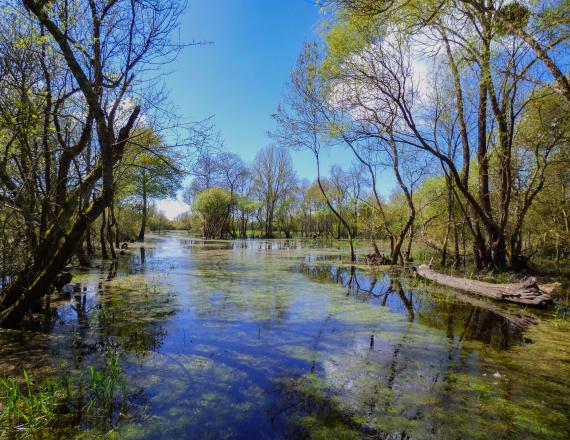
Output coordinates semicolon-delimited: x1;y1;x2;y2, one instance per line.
156;199;190;220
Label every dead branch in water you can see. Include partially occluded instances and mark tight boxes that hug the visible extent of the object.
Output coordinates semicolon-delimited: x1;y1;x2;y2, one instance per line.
416;261;553;307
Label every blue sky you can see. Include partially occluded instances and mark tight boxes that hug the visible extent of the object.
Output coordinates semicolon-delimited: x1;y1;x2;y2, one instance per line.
156;0;373;217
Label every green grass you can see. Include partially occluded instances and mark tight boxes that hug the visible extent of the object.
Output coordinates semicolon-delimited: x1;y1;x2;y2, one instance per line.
0;370;70;433
0;350;132;438
87;351;129;417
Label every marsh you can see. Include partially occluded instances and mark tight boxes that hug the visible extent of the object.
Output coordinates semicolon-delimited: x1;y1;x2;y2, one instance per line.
1;232;569;439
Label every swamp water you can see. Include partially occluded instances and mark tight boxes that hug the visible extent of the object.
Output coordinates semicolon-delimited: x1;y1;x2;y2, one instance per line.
0;232;569;439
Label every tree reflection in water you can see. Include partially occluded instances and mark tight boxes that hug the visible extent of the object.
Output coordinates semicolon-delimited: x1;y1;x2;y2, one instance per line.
297;261;526;349
0;234;567;439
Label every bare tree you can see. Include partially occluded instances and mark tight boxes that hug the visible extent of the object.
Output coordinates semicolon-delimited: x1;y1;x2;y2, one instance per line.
251;145;297;238
321;1;561;270
272;43;357;260
0;0;185;325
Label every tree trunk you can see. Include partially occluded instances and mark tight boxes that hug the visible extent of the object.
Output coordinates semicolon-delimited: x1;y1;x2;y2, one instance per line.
470;225;507;271
112;206;120;249
315;154;355;262
138;183;147;241
86;226;94;255
417;264;552;306
389;135;415;265
76;237;90;267
391;226;412;265
371;239;382;258
405;223;414;262
0;183;127;326
441;225;449;267
107;209;116;260
509;231;527;270
100;209;108;259
441;183;453;266
452;217;461;266
266;203;274;238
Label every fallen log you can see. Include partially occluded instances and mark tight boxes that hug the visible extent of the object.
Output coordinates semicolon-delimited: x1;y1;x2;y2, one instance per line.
416;263;553;307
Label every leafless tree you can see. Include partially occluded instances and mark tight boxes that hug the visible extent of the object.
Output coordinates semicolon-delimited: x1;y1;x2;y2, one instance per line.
272;42;357;260
0;0;185;325
251;145;297;238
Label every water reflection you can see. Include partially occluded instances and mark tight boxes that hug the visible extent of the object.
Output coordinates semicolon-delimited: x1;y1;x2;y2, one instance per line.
0;232;568;439
297;261;528;350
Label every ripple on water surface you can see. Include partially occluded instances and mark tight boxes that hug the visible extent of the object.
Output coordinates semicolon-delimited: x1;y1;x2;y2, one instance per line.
0;231;569;439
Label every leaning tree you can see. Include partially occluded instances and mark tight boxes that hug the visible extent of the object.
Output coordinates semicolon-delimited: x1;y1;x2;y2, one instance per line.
0;0;185;326
321;0;566;270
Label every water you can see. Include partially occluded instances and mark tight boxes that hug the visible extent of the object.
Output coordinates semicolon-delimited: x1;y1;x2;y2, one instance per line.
1;232;569;439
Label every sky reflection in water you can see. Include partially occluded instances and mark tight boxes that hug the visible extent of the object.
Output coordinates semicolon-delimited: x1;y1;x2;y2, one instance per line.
0;232;569;439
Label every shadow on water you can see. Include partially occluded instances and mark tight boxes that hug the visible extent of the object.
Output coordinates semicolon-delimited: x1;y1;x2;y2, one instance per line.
296;261;526;350
0;242;177;436
0;232;569;439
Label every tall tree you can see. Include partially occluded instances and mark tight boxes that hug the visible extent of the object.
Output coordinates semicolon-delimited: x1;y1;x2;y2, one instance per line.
252;145;297;238
0;0;184;326
320;0;564;270
193;188;232;239
272;43;357;260
119;128;184;241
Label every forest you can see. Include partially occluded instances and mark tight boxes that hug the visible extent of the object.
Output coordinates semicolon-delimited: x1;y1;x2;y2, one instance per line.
0;0;569;439
1;0;569;324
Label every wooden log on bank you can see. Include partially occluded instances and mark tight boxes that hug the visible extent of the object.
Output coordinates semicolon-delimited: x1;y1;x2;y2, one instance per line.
416;264;553;307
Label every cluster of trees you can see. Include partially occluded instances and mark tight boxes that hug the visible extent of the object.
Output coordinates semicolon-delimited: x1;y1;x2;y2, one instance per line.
1;0;568;326
183;126;373;244
184;143;297;239
267;0;569;270
0;0;188;325
185;0;570;273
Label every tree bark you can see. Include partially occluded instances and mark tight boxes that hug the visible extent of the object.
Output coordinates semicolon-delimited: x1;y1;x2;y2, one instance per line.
138;179;147;241
107;208;116;260
112;206;120;249
86;226;94;255
100;208;108;259
416;264;552;306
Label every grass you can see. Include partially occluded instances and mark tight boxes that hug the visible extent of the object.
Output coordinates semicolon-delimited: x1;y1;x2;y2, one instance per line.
0;350;133;438
0;370;69;433
87;350;129;419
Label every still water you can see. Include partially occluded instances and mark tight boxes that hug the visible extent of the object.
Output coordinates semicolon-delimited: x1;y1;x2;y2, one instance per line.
1;232;569;439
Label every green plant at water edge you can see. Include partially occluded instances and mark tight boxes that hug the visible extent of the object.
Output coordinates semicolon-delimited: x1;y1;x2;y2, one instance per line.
0;370;69;432
551;305;570;329
0;351;133;438
86;350;130;421
414;248;431;264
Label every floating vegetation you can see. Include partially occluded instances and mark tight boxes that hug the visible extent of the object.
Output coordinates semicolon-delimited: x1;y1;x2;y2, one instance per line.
0;233;569;438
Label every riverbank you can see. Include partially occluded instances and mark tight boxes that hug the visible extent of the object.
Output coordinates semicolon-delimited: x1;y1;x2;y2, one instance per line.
1;232;569;439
